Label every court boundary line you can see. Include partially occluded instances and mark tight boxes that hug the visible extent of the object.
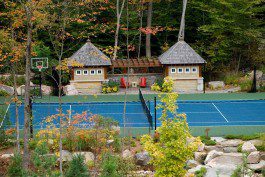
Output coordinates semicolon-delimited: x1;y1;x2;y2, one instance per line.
212;103;229;122
0;103;10;128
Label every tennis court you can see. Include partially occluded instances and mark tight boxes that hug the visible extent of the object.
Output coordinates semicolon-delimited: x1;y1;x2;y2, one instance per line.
4;99;265;130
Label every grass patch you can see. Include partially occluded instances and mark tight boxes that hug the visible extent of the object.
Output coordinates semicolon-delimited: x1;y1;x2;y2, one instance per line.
195;167;207;177
200;136;216;146
237;144;243;153
225;134;261;141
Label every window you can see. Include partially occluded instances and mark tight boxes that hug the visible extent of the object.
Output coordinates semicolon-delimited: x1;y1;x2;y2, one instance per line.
192;67;197;73
83;70;88;75
90;70;95;75
76;70;81;75
178;68;183;73
185;67;190;73
97;69;103;75
171;68;176;73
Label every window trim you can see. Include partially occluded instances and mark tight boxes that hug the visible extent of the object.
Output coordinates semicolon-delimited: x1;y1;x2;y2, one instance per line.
185;67;190;73
83;70;88;75
90;70;95;75
192;67;198;73
76;70;81;75
97;69;103;75
171;68;176;73
177;68;183;73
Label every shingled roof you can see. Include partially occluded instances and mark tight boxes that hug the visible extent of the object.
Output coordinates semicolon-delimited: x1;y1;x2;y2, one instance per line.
69;40;111;66
158;41;206;65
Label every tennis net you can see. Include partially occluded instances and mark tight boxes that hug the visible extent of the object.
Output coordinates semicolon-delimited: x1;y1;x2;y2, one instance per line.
139;89;153;129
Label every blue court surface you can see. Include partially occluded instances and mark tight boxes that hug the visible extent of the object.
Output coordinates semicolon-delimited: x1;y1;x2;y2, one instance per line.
4;99;265;129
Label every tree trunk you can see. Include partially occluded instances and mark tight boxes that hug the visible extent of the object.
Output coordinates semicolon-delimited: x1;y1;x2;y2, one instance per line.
112;0;126;61
137;1;143;59
23;4;32;168
146;2;152;58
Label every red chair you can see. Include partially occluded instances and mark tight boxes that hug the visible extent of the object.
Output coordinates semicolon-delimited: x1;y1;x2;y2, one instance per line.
120;77;129;88
139;77;147;88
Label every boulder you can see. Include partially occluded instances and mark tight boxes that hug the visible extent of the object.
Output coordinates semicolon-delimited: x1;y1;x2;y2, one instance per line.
260;152;265;161
0;84;14;95
247;139;264;147
41;85;52;95
107;139;114;146
194;152;207;164
208;81;225;89
16;85;25;96
247;160;265;171
205;154;243;177
247;151;260;164
197;143;205;152
242;142;257;153
249;70;263;80
63;85;78;95
58;150;72;162
223;147;238;153
204;150;223;164
135;151;150;166
204;145;223;152
219;139;243;147
1;153;14;159
73;152;94;163
122;149;133;159
186;159;200;169
210;137;226;143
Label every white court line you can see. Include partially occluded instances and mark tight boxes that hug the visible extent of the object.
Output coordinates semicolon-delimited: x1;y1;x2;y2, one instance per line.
212;103;229;122
0;103;10;128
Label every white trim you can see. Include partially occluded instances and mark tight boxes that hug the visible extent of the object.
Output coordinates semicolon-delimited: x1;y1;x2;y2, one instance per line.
90;70;95;75
185;67;190;73
212;103;229;122
192;67;198;73
171;67;176;73
0;103;10;128
97;69;103;75
177;67;183;73
76;70;81;75
83;70;88;75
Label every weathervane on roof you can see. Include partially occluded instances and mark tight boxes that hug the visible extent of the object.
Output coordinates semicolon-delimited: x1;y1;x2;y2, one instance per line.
178;0;187;41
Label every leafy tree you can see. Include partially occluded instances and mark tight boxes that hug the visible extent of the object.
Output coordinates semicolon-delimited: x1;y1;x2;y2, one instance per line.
141;93;201;177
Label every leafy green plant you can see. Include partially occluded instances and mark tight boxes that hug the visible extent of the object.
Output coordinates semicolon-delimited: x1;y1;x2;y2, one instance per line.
102;80;119;94
225;134;261;141
200;136;216;146
224;73;241;85
195;167;207;177
141;93;200;176
237;144;243;153
7;153;23;177
0;90;10;96
240;80;252;92
65;154;90;177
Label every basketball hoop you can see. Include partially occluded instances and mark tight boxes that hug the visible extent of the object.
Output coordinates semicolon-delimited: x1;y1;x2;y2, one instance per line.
37;65;43;72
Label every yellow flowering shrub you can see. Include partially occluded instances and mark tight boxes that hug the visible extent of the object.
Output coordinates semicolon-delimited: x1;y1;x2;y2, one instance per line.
36;128;60;152
141;93;201;177
151;83;161;91
161;76;174;93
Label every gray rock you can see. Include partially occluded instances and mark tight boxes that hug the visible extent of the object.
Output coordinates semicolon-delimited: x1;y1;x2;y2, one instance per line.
204;150;223;164
194;152;207;164
188;165;210;174
247;151;260;164
247;160;265;171
41;85;52;95
210;137;226;143
223;147;238;153
219;139;243;147
107;139;114;146
73;152;94;163
205;154;243;177
0;84;14;95
247;139;264;147
63;84;78;95
16;85;25;96
135;151;150;166
242;142;257;153
260;152;265;161
197;143;205;152
122;149;133;159
186;159;200;169
204;145;223;152
1;153;14;159
58;150;72;162
208;81;225;89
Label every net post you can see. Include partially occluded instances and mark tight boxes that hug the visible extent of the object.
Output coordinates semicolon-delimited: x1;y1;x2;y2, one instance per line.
154;96;157;130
